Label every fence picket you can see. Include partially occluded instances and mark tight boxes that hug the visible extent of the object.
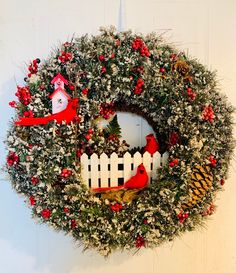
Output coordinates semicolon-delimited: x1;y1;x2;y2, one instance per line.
142;152;152;183
90;153;99;188
152;151;161;181
100;153;109;187
123;152;132;182
133;152;142;176
80;151;169;188
110;152;119;187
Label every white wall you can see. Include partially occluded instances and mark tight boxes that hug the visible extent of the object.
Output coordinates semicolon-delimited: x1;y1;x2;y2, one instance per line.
0;0;236;273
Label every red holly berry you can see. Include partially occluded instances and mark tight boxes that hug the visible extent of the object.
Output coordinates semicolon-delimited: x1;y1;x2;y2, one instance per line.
202;105;215;123
23;110;34;118
85;134;91;141
29;196;36;206
82;88;89;95
64;207;70;213
9;101;17;108
7;152;19;166
110;53;115;59
60;168;72;178
41;209;51;219
187;87;197;101
160;67;165;73
177;211;189;223
220;179;225;186
99;55;105;62
169;159;179;167
58;51;73;63
76;149;83;158
15;86;31;105
168;132;179;148
135;235;145;248
88;128;94;134
31;176;39;185
110;203;123;212
209;155;217;167
69;85;75;91
101;66;107;74
71;219;77;229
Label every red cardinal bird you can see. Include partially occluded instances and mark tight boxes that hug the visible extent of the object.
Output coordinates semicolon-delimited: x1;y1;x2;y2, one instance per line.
92;164;148;192
15;98;79;126
144;133;159;155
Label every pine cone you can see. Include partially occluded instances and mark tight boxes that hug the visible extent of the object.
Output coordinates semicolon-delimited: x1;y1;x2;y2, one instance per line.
182;165;213;209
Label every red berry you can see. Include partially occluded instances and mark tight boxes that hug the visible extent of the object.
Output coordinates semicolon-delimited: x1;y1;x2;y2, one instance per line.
85;134;91;141
69;85;75;91
160;67;165;73
99;55;105;62
88;128;93;134
220;179;225;186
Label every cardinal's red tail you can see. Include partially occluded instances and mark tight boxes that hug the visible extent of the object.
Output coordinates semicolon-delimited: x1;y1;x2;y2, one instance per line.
92;185;124;192
15;116;49;126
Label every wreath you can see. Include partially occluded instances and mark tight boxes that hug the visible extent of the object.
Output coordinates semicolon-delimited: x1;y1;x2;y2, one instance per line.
5;26;234;256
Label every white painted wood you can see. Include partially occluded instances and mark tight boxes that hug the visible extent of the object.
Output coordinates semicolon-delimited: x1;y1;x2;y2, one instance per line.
110;152;119;187
100;153;109;187
133;152;142;176
90;153;99;188
152;151;161;181
123;152;132;181
80;151;168;188
142;151;152;183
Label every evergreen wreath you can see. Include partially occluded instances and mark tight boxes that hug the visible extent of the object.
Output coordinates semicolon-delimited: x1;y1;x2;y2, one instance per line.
5;26;234;256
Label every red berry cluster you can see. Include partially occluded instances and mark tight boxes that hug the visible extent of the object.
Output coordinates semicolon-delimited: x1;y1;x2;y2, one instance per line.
23;110;34;118
29;196;36;206
7;151;19;166
187;87;197;101
101;66;107;74
220;179;225;186
82;88;89;95
177;211;189;224
108;133;119;141
15;86;31;105
85;128;93;141
28;59;40;78
98;55;105;62
41;208;51;219
71;219;77;229
132;38;150;57
134;78;144;94
202;105;215;123
208;155;217;167
99;102;114;119
135;235;145;248
202;203;215;217
168;132;179;148
31;176;39;185
60;168;72;178
134;66;144;74
9;101;17;108
58;51;73;63
63;207;70;213
169;158;179;167
110;203;123;212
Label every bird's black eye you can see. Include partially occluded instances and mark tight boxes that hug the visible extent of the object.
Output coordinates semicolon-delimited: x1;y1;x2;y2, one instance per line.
139;170;144;174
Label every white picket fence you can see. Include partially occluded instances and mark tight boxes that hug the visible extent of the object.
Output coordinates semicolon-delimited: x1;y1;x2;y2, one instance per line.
80;151;169;188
